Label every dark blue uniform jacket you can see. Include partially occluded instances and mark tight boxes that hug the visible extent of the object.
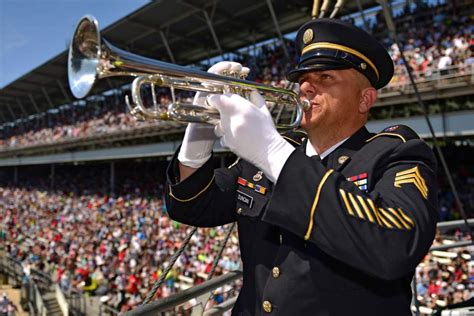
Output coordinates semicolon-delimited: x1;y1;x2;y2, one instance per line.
165;126;438;316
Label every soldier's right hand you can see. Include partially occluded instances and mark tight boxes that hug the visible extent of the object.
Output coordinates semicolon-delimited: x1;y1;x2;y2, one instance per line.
178;61;249;169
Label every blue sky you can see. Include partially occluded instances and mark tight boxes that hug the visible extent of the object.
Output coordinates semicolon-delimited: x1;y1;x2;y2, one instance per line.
0;0;149;88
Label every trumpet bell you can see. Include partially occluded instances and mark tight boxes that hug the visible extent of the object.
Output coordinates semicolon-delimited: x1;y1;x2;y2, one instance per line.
68;15;101;99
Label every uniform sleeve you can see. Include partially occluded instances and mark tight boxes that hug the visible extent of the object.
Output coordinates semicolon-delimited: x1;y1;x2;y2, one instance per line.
262;139;438;280
165;149;240;227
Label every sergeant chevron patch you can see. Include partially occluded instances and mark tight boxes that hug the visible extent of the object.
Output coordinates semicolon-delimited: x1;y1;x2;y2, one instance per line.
394;166;428;199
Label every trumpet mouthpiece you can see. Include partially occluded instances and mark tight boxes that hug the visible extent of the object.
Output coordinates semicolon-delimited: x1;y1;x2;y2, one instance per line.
302;99;311;111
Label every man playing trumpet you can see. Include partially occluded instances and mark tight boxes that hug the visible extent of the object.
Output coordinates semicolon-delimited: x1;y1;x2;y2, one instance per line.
165;18;438;315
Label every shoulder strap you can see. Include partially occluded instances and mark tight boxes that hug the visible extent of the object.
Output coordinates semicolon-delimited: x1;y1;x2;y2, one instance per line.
366;125;420;143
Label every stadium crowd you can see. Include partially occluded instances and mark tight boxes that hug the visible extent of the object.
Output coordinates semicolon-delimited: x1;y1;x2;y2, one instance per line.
0;163;241;313
1;0;472;150
0;1;473;315
1;151;474;314
414;231;473;315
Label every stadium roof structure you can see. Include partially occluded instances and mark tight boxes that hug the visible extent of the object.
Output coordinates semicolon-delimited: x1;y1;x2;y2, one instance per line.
0;0;379;123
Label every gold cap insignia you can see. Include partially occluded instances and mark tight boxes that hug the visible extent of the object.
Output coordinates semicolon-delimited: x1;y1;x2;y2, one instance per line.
303;28;314;45
253;171;263;182
360;62;367;70
338;155;349;165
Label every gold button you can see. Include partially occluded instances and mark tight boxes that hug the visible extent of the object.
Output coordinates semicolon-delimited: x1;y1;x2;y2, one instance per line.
236;207;242;215
272;267;280;278
262;300;272;313
338;155;349;165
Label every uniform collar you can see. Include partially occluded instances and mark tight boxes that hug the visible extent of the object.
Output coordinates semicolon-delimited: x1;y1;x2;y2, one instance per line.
299;126;373;170
305;137;348;160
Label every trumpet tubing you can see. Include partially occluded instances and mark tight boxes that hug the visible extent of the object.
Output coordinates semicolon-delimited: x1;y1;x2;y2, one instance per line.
68;15;307;129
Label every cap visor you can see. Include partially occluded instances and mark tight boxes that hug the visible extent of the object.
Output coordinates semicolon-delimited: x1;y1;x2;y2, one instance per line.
286;63;350;82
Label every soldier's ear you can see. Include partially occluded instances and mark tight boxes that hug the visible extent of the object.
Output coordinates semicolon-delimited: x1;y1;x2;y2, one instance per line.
358;87;377;114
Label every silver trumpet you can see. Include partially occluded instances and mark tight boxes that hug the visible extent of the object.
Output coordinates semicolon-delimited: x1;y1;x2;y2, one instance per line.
68;15;308;128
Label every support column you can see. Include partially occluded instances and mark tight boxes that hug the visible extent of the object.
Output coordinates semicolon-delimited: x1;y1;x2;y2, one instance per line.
6;104;16;121
13;167;18;185
202;10;223;56
50;164;55;190
160;30;176;63
42;87;54;108
16;100;28;117
265;0;289;60
28;93;41;113
110;161;115;195
356;0;371;32
57;79;72;103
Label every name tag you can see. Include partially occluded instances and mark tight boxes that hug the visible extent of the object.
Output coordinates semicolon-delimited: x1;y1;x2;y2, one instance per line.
237;190;254;208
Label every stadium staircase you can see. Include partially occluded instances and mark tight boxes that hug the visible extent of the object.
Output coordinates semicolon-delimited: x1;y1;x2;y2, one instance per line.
41;286;62;316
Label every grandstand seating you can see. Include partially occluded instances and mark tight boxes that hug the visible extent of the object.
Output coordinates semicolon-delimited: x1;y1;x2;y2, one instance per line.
0;0;473;314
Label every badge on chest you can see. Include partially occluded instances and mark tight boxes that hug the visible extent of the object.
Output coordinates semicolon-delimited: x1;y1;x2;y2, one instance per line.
237;190;254;208
235;173;270;217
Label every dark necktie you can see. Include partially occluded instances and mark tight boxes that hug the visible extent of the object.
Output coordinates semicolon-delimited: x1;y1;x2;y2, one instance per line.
311;155;328;167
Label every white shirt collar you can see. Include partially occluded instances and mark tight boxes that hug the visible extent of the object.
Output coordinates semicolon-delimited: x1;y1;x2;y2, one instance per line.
305;137;349;160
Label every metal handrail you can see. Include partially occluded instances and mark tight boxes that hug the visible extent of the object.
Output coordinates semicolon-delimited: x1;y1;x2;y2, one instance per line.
99;303;121;316
380;64;474;94
203;296;238;316
437;219;474;232
429;240;473;251
124;270;242;316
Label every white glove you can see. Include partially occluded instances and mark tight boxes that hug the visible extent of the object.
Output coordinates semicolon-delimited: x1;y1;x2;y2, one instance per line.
178;61;250;169
209;91;295;183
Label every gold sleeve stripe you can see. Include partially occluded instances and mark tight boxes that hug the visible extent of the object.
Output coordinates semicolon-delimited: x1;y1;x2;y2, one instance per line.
387;207;412;230
282;136;302;146
366;198;383;226
339;189;354;216
305;169;335;240
365;133;407;143
348;192;365;219
227;158;241;169
169;175;215;202
376;209;393;228
357;195;375;223
379;208;402;229
398;208;415;227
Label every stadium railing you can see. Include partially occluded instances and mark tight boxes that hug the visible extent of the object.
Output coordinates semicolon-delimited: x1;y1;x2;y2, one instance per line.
376;64;474;107
0;255;49;315
0;252;88;316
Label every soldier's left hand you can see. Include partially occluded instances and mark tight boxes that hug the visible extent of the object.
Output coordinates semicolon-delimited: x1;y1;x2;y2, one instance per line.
209;91;295;182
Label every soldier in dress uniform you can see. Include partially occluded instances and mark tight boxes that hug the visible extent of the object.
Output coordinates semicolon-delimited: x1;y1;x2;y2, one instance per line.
165;18;438;315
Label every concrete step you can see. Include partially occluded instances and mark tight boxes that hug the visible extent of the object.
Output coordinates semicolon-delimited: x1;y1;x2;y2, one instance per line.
42;290;63;316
